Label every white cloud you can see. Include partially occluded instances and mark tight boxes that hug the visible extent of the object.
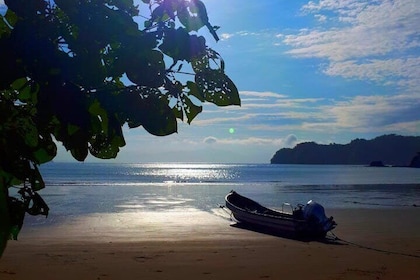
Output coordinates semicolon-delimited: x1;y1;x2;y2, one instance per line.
235;90;420;136
283;134;298;147
381;120;420;133
200;135;297;147
240;91;288;99
220;33;234;40
193;85;419;139
302;0;372;19
318;93;420;133
216;30;270;43
314;14;327;22
194;113;253;126
203;136;217;144
284;0;420;91
240;91;323;107
190;90;331;133
324;57;420;86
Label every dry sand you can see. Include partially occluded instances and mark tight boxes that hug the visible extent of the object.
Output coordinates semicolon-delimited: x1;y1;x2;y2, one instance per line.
0;208;419;280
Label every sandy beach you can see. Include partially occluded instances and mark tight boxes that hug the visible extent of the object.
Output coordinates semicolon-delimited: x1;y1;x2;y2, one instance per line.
1;208;419;280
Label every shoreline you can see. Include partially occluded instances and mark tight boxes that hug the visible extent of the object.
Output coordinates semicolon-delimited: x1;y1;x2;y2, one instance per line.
1;208;419;279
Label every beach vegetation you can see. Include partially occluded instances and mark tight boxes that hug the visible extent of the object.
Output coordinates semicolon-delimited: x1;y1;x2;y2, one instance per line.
0;0;239;256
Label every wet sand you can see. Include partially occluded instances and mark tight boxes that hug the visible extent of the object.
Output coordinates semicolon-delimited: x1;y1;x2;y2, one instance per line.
0;208;419;280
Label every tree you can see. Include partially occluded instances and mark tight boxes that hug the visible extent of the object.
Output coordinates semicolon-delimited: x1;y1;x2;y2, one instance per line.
0;0;240;256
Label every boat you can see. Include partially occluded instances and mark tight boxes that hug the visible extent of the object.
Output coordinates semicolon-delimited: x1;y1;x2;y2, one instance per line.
225;190;337;238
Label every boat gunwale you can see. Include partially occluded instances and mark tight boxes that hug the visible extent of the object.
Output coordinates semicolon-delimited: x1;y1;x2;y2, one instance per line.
225;192;305;223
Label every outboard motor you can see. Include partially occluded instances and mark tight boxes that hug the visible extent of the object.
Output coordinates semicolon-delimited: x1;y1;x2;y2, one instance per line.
303;200;336;233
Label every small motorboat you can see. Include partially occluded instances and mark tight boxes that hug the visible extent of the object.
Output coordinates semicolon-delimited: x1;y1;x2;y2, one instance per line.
225;190;336;238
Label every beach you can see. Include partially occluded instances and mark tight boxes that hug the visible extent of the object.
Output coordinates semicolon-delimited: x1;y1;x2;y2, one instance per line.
1;208;419;280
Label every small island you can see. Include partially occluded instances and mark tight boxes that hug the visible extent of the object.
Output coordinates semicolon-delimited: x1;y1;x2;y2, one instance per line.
410;152;420;168
270;134;420;167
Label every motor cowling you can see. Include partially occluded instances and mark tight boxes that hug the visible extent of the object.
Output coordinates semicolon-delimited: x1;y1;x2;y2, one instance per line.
303;200;335;232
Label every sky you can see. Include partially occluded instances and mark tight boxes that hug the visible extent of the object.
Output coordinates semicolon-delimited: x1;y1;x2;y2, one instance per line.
2;0;420;163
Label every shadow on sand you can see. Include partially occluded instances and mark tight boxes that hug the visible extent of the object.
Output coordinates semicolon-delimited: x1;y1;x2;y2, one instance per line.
229;222;342;245
231;222;420;258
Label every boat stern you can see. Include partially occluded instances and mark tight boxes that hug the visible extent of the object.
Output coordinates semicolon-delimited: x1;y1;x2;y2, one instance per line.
303;200;337;235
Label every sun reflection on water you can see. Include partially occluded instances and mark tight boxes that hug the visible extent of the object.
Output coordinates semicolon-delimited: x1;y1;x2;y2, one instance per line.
127;163;240;183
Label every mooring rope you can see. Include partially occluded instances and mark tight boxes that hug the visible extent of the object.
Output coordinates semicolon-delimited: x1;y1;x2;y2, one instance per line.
217;204;234;221
329;232;420;259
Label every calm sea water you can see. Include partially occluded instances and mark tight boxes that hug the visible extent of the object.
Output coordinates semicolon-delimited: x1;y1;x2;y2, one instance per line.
18;162;420;227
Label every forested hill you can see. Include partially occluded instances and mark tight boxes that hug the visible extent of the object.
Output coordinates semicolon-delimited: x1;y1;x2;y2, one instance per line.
270;134;420;166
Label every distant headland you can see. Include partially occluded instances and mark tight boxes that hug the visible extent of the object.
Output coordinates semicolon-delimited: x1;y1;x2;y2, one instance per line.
270;134;420;167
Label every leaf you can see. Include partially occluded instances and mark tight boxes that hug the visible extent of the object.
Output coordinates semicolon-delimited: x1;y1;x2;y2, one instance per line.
124;88;177;136
89;114;126;159
70;145;89;161
142;104;177;136
188;35;206;59
18;118;39;148
9;226;20;241
192;0;209;24
191;48;223;73
32;136;57;164
32;146;57;164
0;10;17;37
195;70;241;106
144;19;152;29
172;106;184;121
0;170;23;187
150;4;171;22
26;191;49;217
159;27;190;62
65;129;89;161
0;183;10;256
160;29;206;63
183;96;202;124
6;198;25;241
186;81;204;102
67;124;80;136
177;1;205;32
125;50;165;87
89;133;125;159
178;0;219;41
89;99;109;134
30;165;45;191
11;77;28;91
0;16;8;37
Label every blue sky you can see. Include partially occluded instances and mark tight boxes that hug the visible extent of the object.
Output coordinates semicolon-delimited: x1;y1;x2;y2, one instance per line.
2;0;419;163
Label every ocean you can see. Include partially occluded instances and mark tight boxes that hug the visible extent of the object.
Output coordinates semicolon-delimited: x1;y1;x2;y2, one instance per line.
15;162;420;227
